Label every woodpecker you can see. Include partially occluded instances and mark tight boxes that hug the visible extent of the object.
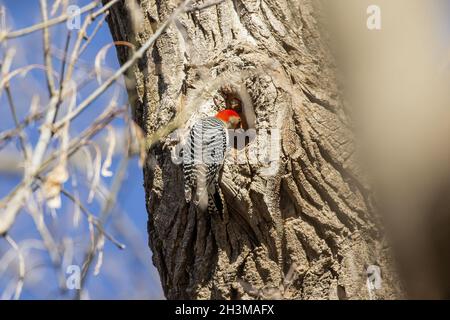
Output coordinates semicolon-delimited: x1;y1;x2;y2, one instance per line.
183;109;241;214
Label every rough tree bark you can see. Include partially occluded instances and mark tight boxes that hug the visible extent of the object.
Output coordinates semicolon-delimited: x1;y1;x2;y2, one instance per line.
105;0;401;299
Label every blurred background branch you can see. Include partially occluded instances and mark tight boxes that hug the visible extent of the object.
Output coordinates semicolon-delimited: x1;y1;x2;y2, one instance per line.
0;0;162;299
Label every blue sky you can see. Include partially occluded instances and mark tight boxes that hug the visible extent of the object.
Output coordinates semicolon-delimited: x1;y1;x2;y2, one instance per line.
0;0;163;299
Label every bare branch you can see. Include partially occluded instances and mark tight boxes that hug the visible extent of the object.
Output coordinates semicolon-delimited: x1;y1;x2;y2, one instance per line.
59;188;126;249
0;1;101;40
40;0;57;96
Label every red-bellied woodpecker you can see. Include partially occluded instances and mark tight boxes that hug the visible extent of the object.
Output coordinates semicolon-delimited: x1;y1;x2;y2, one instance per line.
183;109;241;214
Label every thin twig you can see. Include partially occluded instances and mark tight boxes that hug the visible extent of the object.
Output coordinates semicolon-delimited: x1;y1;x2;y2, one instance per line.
0;111;43;151
52;30;72;125
54;0;193;131
185;0;226;12
0;1;101;40
4;235;25;300
4;83;30;161
40;0;57;96
77;108;134;297
0;107;125;233
26;197;61;266
64;0;119;82
59;188;125;249
79;13;108;56
0;107;126;207
77;142;130;298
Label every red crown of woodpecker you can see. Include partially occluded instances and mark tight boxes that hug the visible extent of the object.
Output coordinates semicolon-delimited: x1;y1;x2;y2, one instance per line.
215;109;240;123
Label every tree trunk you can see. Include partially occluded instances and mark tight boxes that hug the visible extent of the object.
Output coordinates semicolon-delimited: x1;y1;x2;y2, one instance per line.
104;0;401;299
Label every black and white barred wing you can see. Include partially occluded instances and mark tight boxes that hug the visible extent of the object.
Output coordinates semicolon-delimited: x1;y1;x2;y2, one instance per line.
183;118;228;206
